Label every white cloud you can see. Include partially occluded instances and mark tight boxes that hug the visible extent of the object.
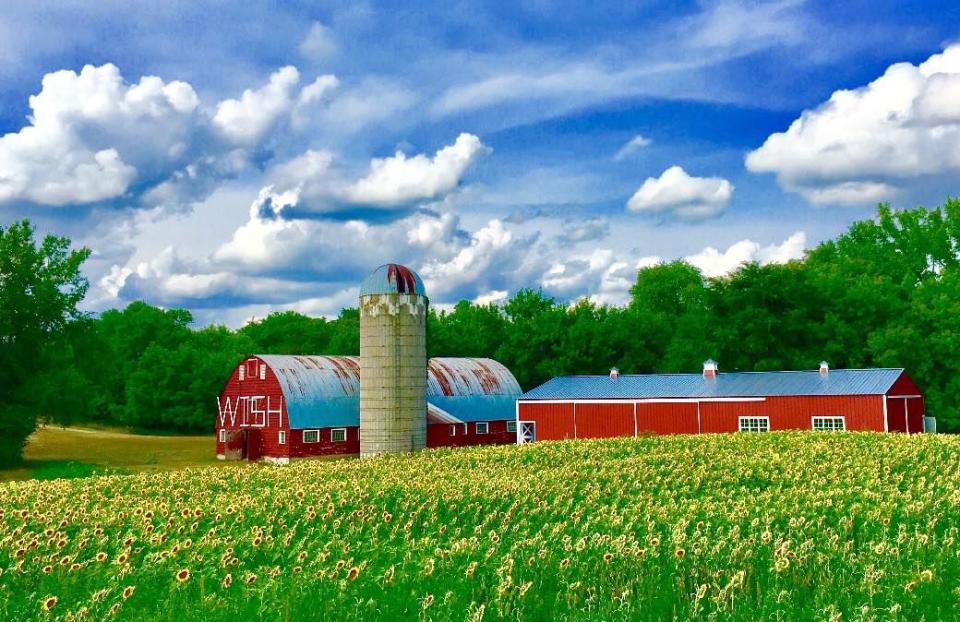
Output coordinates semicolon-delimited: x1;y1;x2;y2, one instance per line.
746;44;960;205
345;133;490;206
213;66;302;145
0;64;199;206
626;165;733;219
541;250;661;306
613;134;652;161
419;219;526;297
474;290;508;306
557;217;609;244
684;231;806;278
299;21;338;61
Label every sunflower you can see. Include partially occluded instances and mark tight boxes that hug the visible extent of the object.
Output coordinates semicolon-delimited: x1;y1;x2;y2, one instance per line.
175;569;190;582
42;596;57;612
122;586;135;600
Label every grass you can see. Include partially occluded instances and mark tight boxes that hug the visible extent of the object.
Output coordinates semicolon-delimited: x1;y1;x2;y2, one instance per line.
2;432;959;621
0;426;216;482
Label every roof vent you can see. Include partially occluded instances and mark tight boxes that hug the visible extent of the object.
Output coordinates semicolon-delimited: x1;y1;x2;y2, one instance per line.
819;361;829;376
609;367;620;381
703;359;718;379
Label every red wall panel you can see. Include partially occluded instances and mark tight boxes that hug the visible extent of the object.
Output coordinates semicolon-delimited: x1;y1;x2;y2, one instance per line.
574;403;634;438
289;427;360;458
427;420;515;448
216;356;290;460
636;403;698;435
518;402;574;441
886;372;925;434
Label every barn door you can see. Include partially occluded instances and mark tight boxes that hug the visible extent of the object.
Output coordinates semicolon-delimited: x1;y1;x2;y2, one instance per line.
224;429;244;460
245;429;261;461
519;422;536;444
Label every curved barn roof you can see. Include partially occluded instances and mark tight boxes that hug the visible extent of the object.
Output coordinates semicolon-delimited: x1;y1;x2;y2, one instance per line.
257;355;519;428
359;263;426;297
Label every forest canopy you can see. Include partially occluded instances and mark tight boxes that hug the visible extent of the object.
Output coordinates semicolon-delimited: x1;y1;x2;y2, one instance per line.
2;200;959;464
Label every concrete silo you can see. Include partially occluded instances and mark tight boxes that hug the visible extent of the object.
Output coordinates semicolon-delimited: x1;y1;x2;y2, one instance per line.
359;264;428;457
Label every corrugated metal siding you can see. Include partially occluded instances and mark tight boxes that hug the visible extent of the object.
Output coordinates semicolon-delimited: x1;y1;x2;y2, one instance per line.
574;403;634;439
637;403;699;435
521;368;905;400
518;402;574;441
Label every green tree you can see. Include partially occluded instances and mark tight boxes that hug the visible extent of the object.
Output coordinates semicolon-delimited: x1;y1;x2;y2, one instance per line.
0;221;90;465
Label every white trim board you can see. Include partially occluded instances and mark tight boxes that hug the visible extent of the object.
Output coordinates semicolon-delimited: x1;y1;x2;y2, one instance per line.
518;397;767;405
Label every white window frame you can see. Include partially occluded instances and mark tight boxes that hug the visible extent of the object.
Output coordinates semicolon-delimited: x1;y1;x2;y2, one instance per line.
278;430;287;445
449;425;457;437
738;416;770;433
812;416;845;432
475;422;489;435
506;421;517;434
303;429;320;443
219;429;226;443
259;364;266;380
238;365;245;381
330;428;347;443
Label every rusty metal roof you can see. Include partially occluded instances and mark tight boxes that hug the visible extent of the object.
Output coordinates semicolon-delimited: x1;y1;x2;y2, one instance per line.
359;263;426;297
256;355;520;428
520;368;908;401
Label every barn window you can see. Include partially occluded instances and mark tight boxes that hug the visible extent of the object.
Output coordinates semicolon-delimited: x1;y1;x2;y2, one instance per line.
476;422;489;435
812;416;845;432
738;417;769;433
238;365;245;381
331;428;347;442
507;421;517;433
303;430;320;443
278;431;287;445
449;425;457;437
259;364;266;380
219;429;226;443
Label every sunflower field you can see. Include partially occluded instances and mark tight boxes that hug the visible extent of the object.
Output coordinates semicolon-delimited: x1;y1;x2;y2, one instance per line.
2;432;959;621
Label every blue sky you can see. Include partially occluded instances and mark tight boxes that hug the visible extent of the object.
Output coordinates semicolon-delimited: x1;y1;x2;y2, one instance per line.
1;1;959;324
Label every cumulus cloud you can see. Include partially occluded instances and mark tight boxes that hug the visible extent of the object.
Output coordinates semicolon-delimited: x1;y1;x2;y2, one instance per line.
613;134;652;161
626;165;733;219
213;66;302;145
541;250;661;306
345;133;490;206
746;44;960;205
419;219;533;298
684;231;806;278
0;64;198;206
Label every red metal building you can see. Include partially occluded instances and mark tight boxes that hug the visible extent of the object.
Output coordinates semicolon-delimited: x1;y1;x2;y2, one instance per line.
216;355;521;463
516;362;926;443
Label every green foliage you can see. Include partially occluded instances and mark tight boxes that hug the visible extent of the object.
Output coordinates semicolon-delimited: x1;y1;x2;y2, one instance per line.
0;221;89;466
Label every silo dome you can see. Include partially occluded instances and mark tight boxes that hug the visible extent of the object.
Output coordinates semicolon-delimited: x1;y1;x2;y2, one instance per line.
359;264;426;297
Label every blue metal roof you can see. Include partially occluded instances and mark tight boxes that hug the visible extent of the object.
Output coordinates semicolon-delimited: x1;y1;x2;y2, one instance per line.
257;355;520;429
520;368;906;400
359;264;426;297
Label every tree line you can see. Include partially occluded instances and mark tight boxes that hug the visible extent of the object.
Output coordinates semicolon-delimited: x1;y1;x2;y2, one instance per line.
2;200;959;464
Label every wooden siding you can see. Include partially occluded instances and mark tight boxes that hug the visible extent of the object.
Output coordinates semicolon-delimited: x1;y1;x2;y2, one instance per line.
215;356;289;461
426;420;515;448
289;426;359;458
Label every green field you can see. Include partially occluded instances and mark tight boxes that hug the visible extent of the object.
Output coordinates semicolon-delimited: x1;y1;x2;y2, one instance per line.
2;433;959;621
0;426;215;482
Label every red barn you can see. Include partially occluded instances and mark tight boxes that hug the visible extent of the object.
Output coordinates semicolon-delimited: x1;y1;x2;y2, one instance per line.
216;355;521;463
516;361;927;443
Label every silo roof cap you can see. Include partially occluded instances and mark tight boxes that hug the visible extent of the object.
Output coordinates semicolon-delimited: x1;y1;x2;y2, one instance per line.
360;263;426;296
